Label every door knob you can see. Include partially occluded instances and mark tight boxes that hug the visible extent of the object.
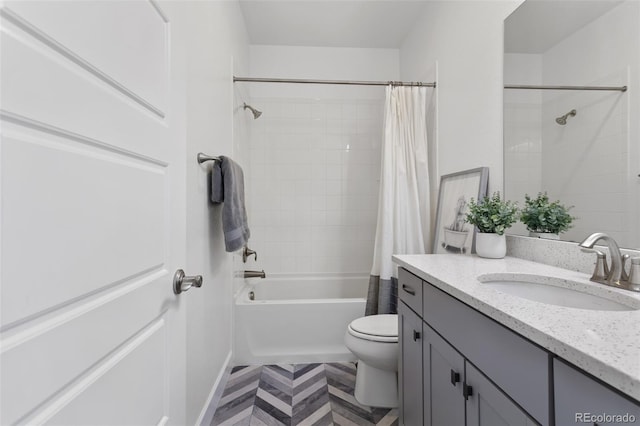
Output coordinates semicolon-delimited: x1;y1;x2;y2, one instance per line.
173;269;203;294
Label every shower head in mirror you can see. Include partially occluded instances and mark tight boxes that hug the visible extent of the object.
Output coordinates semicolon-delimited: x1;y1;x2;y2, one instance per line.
243;103;262;119
555;109;577;125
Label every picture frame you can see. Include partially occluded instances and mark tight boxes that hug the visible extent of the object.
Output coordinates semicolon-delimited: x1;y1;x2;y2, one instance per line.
433;167;489;255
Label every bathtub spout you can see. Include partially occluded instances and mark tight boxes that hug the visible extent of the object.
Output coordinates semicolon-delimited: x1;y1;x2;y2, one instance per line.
244;270;266;279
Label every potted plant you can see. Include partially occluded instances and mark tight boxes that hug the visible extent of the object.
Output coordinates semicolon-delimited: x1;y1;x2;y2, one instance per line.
466;192;518;259
520;192;575;240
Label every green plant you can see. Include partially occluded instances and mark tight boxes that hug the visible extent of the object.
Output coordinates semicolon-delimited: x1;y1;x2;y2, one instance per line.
520;192;575;234
465;192;518;235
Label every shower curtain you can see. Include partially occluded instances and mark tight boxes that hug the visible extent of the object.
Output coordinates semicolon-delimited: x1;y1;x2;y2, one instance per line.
366;85;430;316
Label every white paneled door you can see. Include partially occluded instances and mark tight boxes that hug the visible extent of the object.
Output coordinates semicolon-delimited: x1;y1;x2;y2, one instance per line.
1;1;188;424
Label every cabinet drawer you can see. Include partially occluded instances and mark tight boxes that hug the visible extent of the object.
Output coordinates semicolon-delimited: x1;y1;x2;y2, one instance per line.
399;268;423;314
423;282;550;425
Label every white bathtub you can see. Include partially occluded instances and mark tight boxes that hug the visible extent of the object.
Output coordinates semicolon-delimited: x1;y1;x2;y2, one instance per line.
233;274;368;365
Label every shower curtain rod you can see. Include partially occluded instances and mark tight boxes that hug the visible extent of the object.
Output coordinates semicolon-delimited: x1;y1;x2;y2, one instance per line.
234;76;436;88
505;84;627;92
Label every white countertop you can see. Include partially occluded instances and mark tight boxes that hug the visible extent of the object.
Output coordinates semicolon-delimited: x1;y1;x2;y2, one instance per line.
392;254;640;402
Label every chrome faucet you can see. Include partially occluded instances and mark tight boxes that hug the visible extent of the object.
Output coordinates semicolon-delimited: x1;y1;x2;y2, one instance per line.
243;270;266;279
580;248;609;282
242;246;257;263
579;232;637;290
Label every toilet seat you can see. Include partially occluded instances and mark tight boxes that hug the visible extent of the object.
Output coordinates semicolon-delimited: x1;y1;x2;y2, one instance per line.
348;314;398;343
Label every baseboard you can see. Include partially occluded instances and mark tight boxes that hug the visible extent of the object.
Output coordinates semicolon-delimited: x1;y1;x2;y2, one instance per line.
196;350;233;426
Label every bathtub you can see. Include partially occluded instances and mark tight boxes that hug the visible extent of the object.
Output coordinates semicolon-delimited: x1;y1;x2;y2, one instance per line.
233;274;369;365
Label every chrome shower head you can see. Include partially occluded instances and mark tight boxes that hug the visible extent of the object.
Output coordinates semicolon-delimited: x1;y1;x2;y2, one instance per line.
243;103;262;119
555;109;576;125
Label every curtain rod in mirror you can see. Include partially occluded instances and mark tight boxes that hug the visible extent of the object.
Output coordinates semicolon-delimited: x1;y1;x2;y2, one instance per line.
505;84;627;92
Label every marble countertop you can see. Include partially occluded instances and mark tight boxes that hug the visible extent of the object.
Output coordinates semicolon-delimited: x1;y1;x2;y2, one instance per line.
392;254;640;402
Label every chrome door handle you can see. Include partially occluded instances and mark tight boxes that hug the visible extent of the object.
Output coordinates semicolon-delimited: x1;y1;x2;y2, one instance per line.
173;269;203;294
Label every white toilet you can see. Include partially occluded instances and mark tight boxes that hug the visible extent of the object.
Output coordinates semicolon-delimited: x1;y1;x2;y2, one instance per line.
344;314;398;408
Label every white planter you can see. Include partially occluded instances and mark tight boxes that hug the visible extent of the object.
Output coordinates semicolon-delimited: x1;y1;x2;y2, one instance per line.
475;233;506;259
528;232;560;240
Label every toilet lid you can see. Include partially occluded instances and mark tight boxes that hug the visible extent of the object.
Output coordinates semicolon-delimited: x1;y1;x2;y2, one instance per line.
348;314;398;342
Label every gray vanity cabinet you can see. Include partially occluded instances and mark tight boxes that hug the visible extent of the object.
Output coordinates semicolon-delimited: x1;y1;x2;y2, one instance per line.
398;267;549;426
399;300;424;426
398;266;640;426
554;359;640;426
423;325;465;426
422;281;549;424
423;323;534;426
465;363;537;426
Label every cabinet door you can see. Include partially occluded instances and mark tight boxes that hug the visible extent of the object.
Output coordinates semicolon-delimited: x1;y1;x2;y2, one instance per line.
554;359;640;426
466;363;538;426
399;301;423;426
423;282;549;423
424;325;465;426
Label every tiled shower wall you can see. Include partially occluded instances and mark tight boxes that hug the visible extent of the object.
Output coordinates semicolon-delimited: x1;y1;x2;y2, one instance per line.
504;53;543;237
246;97;383;275
539;1;638;247
540;76;628;246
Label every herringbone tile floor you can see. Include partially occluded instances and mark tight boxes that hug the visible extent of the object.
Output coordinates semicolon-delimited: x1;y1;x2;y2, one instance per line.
210;362;398;426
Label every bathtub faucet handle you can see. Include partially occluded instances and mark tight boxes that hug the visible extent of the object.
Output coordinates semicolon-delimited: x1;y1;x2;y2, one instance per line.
242;246;257;263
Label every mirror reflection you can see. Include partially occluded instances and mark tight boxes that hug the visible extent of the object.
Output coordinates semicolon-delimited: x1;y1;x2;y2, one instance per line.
503;0;640;249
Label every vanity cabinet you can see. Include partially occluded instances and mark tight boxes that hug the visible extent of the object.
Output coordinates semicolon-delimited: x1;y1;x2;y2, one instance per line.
422;278;549;423
465;362;537;426
399;301;424;426
554;359;640;426
423;320;536;426
398;267;548;426
422;325;465;425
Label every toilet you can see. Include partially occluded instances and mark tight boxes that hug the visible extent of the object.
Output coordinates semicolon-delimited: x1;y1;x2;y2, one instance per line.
344;314;398;408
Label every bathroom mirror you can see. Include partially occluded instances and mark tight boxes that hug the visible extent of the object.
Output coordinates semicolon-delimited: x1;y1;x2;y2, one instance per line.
503;0;640;249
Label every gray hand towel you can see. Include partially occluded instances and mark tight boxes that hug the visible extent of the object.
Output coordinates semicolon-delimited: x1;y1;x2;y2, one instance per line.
211;156;250;252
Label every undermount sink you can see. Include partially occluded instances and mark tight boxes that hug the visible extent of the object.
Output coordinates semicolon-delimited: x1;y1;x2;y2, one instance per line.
477;273;640;311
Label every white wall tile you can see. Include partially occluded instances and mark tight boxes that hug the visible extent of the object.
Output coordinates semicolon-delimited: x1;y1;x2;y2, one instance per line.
247;96;383;275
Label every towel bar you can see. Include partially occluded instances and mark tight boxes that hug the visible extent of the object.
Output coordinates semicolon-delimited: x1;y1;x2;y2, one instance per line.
197;152;221;164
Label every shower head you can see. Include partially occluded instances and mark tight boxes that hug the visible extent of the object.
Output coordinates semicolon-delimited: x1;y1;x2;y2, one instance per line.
555;109;576;125
243;103;262;119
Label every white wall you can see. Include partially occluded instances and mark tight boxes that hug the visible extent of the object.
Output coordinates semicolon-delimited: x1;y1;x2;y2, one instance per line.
180;2;249;424
248;45;400;99
243;45;398;275
400;1;523;194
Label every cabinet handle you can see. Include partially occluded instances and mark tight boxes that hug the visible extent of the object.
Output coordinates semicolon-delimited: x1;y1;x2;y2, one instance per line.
463;383;473;400
450;370;460;386
413;330;421;341
402;284;416;295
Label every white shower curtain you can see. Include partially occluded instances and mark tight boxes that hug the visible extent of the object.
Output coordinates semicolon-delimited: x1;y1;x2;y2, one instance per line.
366;85;430;315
